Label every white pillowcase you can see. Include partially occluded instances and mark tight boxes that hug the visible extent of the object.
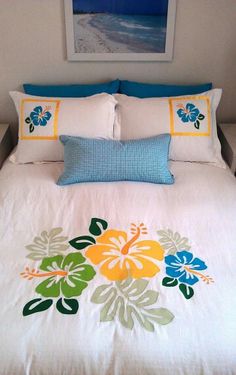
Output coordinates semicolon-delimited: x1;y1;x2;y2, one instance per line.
10;91;117;163
114;89;224;166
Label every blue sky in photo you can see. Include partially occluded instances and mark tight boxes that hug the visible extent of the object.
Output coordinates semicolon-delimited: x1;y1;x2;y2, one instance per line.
73;0;168;15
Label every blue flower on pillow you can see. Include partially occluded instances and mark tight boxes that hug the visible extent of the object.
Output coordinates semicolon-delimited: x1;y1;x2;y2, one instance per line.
30;106;52;126
165;251;207;286
25;106;52;134
177;103;205;130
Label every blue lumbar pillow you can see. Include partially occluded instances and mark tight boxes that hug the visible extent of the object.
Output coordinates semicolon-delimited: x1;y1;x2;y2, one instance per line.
119;80;212;98
23;79;120;97
57;134;174;186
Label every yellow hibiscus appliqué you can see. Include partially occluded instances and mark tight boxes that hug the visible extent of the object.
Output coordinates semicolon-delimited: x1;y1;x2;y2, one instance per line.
85;223;164;281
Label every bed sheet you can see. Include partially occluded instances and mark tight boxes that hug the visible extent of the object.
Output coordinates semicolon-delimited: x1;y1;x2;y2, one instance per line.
0;159;236;375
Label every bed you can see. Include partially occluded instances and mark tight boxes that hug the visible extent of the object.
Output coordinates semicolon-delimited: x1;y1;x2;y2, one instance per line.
0;157;236;375
1;80;236;374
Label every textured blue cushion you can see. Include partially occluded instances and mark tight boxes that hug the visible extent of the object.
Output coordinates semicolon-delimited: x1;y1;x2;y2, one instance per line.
119;80;212;98
23;80;120;97
57;134;174;185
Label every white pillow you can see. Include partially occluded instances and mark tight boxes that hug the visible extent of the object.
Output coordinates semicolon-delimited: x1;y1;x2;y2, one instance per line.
10;91;117;163
114;89;224;166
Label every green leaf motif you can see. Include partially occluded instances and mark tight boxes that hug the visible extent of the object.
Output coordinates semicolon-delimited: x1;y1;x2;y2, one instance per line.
89;218;108;236
162;277;178;287
26;227;69;260
25;117;31;124
157;229;191;255
36;253;96;298
179;283;194;299
23;298;53;316
56;298;79;314
69;235;95;250
91;278;174;332
194;120;200;129
198;113;205;120
29;123;34;133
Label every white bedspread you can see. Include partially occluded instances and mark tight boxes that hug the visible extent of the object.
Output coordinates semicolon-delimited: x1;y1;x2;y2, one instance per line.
0;159;236;375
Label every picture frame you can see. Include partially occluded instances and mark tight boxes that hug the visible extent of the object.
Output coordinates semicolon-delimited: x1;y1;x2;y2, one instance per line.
64;0;176;61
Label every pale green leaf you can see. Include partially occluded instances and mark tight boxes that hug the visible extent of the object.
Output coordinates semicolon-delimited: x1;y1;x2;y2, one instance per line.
25;227;69;259
144;307;175;325
91;278;174;332
91;284;114;304
157;229;191;255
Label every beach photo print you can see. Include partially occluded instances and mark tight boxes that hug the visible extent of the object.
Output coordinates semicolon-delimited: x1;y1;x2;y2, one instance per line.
64;0;176;61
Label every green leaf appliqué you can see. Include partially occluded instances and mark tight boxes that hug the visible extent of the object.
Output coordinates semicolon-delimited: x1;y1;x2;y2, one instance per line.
69;235;96;250
157;229;191;255
89;218;108;236
162;277;178;287
56;298;79;314
23;298;53;316
91;278;174;332
179;283;194;299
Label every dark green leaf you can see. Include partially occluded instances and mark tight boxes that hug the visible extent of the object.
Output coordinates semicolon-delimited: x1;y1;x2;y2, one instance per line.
162;277;178;287
29;123;34;133
23;298;53;316
179;283;194;299
194;120;200;129
69;235;95;250
56;298;79;314
198;113;205;120
89;218;108;236
25;117;31;124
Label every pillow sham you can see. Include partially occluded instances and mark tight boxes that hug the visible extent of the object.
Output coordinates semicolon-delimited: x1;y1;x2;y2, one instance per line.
10;91;117;163
23;79;120;97
119;80;212;98
114;89;224;166
57;134;174;185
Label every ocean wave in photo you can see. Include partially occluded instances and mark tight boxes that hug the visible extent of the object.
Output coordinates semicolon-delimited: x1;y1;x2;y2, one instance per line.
73;13;167;53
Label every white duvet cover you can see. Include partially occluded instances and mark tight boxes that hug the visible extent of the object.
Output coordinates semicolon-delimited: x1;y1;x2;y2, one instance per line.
0;159;236;375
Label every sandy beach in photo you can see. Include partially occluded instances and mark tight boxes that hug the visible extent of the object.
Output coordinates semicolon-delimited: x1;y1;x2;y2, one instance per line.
73;14;166;53
73;14;132;53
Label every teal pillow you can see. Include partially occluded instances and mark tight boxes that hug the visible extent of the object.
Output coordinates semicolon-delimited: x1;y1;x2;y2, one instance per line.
23;80;120;97
57;134;174;186
119;80;212;98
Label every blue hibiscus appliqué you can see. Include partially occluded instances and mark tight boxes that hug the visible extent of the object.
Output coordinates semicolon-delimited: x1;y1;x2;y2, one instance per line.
25;106;52;133
177;103;205;130
162;250;213;300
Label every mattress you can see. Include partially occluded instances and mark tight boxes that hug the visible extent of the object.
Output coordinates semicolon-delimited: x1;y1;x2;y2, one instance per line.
0;159;236;375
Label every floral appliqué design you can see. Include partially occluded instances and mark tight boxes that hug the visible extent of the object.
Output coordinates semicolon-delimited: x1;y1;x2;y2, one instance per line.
25;105;52;133
85;223;164;281
177;103;205;129
159;231;214;299
20;219;213;331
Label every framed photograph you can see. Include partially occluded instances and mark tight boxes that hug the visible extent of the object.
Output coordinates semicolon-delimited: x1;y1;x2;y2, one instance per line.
64;0;176;61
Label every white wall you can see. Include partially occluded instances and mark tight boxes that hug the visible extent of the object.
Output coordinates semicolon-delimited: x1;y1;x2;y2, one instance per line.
0;0;236;141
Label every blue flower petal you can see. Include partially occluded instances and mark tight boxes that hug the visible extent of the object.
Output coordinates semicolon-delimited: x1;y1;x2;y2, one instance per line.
44;111;52;121
189;109;200;122
179;271;199;285
189;257;207;271
31;117;40;126
177;108;185;118
186;103;195;111
39;118;47;126
165;255;182;267
33;106;43;115
181;113;190;123
176;251;193;265
166;266;185;278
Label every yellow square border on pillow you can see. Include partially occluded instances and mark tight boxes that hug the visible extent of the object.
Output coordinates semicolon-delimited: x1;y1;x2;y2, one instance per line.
20;99;61;140
169;95;211;136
